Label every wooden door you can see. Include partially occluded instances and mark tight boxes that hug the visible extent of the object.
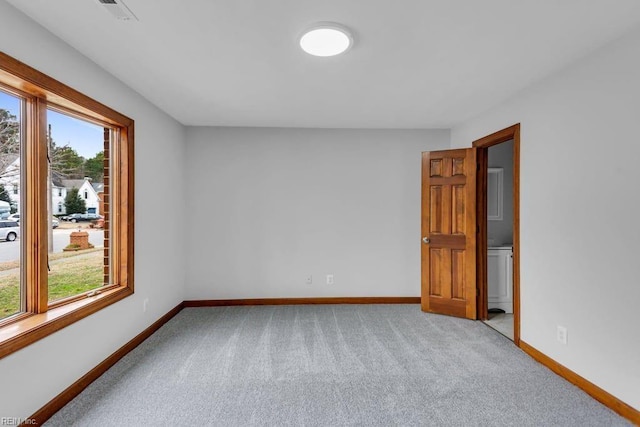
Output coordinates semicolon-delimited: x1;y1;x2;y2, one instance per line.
421;148;477;319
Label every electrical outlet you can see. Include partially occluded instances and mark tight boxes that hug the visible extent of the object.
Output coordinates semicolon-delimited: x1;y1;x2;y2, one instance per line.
326;274;334;285
557;325;568;345
143;298;149;313
305;275;313;285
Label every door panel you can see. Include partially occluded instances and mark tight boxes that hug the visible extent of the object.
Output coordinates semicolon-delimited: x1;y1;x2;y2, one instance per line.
429;248;443;296
430;187;443;233
451;250;465;299
452;185;466;234
421;148;477;319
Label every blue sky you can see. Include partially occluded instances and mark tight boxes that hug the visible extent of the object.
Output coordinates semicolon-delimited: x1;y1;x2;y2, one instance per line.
0;91;103;158
47;110;103;158
0;91;19;120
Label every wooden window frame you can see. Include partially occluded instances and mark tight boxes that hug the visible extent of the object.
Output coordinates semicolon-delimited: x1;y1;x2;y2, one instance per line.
0;52;134;359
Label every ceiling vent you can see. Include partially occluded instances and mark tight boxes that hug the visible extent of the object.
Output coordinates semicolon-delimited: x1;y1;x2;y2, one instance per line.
97;0;138;21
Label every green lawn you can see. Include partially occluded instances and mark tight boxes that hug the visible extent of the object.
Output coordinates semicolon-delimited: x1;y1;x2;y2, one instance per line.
0;276;19;319
0;250;103;319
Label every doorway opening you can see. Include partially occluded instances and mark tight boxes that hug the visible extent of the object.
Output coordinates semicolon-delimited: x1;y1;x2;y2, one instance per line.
473;125;520;344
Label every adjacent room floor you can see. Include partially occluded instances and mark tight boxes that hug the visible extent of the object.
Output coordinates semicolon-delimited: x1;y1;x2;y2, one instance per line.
484;312;514;341
45;305;630;426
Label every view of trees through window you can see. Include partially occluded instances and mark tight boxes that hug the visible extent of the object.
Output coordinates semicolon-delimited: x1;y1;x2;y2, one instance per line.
46;109;109;303
0;91;111;320
0;89;22;320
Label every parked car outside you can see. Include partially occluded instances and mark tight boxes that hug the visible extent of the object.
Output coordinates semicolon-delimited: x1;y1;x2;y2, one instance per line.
61;213;101;223
0;220;19;241
61;213;84;222
5;214;59;228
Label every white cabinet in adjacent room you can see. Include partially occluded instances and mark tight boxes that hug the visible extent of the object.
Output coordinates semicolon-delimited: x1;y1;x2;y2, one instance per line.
488;246;513;313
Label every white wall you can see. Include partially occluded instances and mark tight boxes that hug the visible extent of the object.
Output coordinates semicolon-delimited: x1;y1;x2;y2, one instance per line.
451;26;640;410
185;127;449;299
0;1;186;419
487;139;513;246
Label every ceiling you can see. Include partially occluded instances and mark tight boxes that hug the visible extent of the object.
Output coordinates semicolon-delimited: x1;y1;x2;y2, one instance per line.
7;0;640;128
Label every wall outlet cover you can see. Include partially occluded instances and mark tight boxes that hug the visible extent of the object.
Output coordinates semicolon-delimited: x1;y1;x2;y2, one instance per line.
557;325;568;345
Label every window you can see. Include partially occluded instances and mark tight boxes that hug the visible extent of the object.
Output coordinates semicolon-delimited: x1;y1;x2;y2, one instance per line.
0;52;134;359
46;109;109;303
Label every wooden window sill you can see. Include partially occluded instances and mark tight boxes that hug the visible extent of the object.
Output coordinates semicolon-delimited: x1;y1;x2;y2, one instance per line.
0;285;133;359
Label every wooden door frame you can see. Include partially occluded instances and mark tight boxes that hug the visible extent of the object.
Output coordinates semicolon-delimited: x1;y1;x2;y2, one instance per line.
473;124;520;345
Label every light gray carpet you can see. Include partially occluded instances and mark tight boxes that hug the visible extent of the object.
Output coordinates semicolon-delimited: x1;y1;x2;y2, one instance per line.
46;305;630;426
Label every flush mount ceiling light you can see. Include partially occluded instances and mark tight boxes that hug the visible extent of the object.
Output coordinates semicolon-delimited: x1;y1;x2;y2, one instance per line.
299;23;353;57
